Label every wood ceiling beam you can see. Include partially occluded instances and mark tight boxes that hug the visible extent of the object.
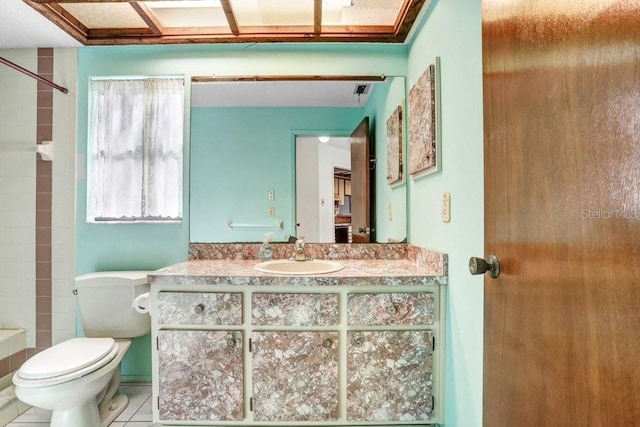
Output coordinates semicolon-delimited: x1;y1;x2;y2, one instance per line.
30;0;133;3
236;25;396;35
83;32;400;45
129;2;163;35
25;0;428;45
88;28;161;38
314;0;322;34
220;0;239;34
112;24;395;37
395;0;428;39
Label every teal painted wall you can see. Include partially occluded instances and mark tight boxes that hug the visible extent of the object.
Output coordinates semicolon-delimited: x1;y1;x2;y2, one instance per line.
406;0;484;426
190;106;365;242
77;44;408;382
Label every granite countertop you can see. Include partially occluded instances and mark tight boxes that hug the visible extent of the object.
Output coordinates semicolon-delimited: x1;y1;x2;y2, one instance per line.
150;243;448;287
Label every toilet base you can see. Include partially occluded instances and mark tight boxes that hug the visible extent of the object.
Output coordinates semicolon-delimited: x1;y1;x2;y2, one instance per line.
99;393;129;427
50;398;101;427
45;383;129;427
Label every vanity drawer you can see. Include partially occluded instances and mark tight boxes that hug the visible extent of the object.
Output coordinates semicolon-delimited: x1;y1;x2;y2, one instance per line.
347;292;435;326
157;292;242;325
252;293;339;326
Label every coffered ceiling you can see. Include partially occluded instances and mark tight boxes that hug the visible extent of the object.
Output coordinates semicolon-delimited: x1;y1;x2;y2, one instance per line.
22;0;429;45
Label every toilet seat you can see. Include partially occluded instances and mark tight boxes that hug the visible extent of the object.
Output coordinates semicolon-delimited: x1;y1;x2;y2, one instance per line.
13;338;118;387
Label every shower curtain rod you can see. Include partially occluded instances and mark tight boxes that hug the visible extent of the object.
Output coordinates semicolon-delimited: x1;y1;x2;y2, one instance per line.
0;56;68;94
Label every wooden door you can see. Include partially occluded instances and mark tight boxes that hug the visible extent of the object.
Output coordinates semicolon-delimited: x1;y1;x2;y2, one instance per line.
482;1;640;425
350;117;371;243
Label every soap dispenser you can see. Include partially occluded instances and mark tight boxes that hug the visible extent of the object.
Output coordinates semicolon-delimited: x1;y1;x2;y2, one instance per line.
258;233;273;262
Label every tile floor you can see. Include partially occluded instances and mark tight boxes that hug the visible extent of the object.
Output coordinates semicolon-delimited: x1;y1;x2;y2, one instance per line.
7;383;157;427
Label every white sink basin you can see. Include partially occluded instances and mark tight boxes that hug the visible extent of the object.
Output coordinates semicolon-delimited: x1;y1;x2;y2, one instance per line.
254;259;344;275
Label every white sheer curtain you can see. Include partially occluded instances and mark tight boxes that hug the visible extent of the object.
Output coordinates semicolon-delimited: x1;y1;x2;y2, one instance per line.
88;77;183;221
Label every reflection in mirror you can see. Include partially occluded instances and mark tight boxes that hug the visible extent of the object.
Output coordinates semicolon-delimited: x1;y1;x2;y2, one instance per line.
296;136;351;243
334;166;352;243
189;77;406;244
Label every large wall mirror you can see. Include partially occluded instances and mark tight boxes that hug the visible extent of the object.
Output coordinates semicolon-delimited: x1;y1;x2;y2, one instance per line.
189;76;407;244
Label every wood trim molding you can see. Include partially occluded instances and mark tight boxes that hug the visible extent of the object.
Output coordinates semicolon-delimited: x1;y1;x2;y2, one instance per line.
191;75;387;83
23;0;428;45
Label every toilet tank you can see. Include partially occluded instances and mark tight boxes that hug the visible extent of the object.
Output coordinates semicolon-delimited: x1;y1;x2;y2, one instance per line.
74;271;152;338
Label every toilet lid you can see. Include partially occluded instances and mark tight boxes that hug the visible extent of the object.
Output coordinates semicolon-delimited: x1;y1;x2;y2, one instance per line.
18;337;117;380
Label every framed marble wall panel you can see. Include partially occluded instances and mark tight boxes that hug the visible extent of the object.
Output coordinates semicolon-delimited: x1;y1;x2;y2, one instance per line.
386;104;404;186
408;57;441;178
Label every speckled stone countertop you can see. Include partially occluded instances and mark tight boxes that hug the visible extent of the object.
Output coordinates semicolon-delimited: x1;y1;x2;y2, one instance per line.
150;243;447;287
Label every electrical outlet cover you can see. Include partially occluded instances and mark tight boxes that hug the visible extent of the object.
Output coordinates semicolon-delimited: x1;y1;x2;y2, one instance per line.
441;192;451;222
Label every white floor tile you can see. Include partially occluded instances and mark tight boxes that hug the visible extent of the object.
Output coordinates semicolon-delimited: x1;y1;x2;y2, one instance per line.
129;396;152;422
4;424;49;427
123;423;158;426
6;384;151;427
10;407;50;423
114;384;152;422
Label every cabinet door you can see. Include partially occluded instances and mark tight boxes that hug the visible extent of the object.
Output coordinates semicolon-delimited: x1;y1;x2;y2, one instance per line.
251;331;339;421
158;330;243;421
347;330;434;421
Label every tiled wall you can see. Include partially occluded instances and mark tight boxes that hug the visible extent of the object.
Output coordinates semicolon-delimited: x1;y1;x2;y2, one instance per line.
50;48;76;347
0;47;77;355
0;329;29;425
0;49;37;346
36;48;53;352
0;330;26;392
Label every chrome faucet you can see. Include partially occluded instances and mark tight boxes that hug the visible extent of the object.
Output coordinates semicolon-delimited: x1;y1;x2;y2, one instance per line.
293;237;308;261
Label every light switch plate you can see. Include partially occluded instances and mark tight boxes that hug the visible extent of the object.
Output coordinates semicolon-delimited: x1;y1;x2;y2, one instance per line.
441;192;451;222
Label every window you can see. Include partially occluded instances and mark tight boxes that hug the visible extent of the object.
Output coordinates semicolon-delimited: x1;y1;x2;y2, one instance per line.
87;77;184;222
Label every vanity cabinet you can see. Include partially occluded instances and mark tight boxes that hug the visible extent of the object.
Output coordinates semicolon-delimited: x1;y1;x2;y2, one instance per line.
152;285;444;426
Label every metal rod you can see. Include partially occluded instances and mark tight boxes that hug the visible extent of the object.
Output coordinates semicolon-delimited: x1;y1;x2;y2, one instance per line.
227;220;283;230
0;56;68;94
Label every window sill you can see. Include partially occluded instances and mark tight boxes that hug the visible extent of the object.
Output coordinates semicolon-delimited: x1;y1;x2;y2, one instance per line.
87;218;183;224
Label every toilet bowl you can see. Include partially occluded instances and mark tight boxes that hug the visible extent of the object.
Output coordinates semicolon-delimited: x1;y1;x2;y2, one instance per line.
13;339;131;427
12;271;152;427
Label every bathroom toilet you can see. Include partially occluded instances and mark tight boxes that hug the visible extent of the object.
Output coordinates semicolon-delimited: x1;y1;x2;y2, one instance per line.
12;271;152;427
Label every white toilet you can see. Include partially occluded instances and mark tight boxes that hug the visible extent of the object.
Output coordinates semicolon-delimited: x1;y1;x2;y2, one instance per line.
12;271;152;427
